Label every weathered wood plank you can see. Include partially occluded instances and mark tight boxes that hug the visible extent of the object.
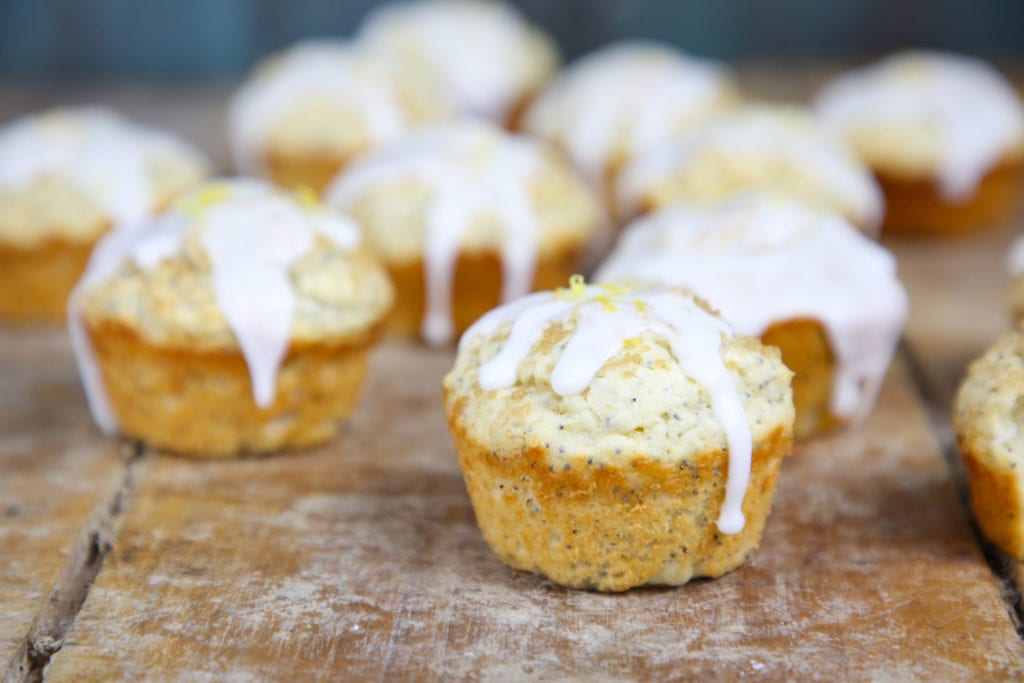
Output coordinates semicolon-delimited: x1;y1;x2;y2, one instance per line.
889;227;1019;413
0;329;123;674
891;225;1024;623
45;344;1024;681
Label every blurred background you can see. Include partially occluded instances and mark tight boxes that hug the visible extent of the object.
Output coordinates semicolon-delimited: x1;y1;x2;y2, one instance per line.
2;0;1024;79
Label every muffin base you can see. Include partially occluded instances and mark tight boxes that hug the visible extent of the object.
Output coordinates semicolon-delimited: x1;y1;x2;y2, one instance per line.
878;156;1024;237
386;247;581;342
88;319;381;458
959;439;1024;559
761;318;843;439
265;148;354;195
0;236;98;322
447;402;791;591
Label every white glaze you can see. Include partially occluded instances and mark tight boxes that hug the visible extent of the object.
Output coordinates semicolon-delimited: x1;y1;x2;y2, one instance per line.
596;193;908;421
0;106;210;224
815;51;1024;201
227;40;418;176
359;0;542;120
617;107;884;232
68;179;361;434
1009;236;1024;276
325;122;542;346
462;285;752;535
525;40;731;185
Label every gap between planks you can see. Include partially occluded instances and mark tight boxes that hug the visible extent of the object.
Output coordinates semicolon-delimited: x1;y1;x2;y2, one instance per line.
2;444;148;683
901;341;1024;637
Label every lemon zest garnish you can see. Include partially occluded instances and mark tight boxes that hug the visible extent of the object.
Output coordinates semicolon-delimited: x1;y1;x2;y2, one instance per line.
623;336;642;349
555;274;588;300
595;295;619;312
294;184;319;209
176;184;230;216
600;283;630;296
634;299;648;314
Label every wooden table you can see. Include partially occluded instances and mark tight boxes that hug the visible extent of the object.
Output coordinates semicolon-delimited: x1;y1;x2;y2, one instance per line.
3;70;1024;681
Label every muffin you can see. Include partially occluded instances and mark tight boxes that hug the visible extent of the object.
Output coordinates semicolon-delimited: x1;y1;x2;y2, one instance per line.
523;40;738;194
595;193;908;438
1010;236;1024;323
69;179;393;458
0;106;210;321
227;40;451;193
358;0;559;125
324;121;605;346
954;331;1024;557
815;51;1024;236
616;105;884;233
443;282;795;591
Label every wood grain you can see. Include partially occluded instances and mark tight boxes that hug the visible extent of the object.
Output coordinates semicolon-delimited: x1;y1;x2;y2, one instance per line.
43;345;1024;681
3;72;1024;680
890;225;1024;621
0;329;123;675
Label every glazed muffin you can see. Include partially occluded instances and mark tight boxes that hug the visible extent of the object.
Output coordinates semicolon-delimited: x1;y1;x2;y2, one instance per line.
227;40;451;193
69;179;393;458
523;40;739;194
954;331;1024;557
444;282;794;591
0;106;210;321
616;105;884;233
596;193;908;438
815;51;1024;236
324;121;605;346
1010;237;1024;324
357;0;558;125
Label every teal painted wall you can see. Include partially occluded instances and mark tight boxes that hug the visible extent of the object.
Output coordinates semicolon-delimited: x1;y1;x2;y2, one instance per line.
1;0;1023;78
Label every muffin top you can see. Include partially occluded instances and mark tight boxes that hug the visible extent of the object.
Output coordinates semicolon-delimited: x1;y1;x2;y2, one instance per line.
616;105;884;232
358;0;558;120
444;281;794;534
524;40;738;185
815;51;1024;199
325;120;604;345
596;193;908;421
955;331;1024;469
71;178;393;433
0;106;210;247
227;40;451;176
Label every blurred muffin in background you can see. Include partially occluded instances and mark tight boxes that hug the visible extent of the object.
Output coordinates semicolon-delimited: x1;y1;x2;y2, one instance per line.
0;106;210;321
70;179;393;458
615;105;884;233
815;51;1024;237
444;283;794;590
227;40;451;193
595;193;908;438
358;0;559;126
523;40;738;201
324;121;605;346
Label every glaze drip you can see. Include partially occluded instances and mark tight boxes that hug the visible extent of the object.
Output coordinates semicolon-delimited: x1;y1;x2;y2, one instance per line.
326;122;542;346
228;41;418;176
617;106;883;231
816;51;1024;201
596;193;908;421
462;283;753;535
69;179;361;434
0;106;210;225
358;0;542;120
525;41;731;186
